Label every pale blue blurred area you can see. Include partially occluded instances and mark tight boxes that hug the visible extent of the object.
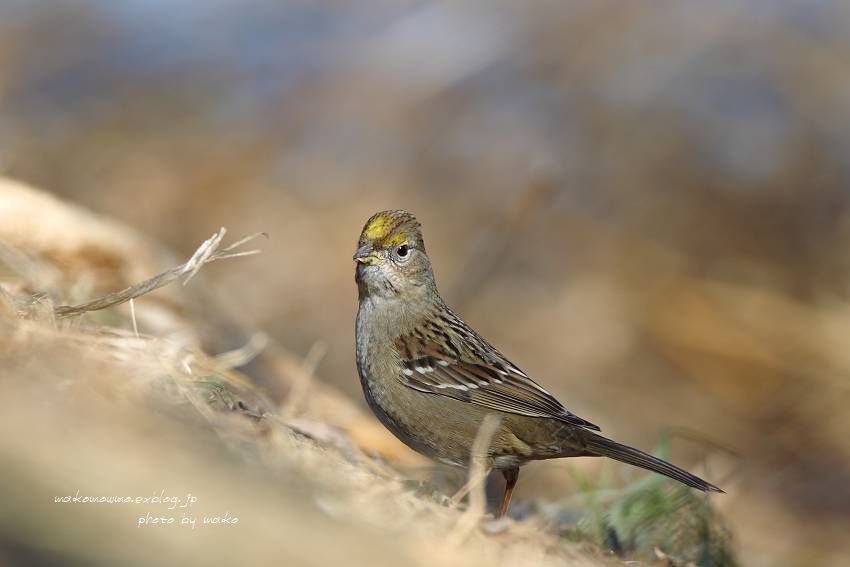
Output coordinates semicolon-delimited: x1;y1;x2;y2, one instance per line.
2;0;849;191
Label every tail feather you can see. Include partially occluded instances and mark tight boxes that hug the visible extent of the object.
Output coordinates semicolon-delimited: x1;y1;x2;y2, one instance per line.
583;433;723;493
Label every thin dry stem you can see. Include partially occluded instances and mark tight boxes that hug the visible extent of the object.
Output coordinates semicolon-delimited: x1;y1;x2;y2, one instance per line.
448;413;502;546
281;341;328;419
53;228;264;319
129;298;139;337
213;332;269;372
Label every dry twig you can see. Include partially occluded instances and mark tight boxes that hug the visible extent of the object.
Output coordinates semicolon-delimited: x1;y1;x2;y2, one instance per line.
448;414;502;546
53;228;265;319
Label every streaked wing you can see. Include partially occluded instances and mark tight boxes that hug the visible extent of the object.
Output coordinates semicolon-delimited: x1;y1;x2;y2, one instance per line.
395;329;600;431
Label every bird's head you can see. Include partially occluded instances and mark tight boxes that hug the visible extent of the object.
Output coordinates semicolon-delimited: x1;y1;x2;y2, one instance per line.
354;210;435;300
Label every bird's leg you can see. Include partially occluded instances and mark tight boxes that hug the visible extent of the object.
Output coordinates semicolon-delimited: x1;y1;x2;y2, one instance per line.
498;467;519;519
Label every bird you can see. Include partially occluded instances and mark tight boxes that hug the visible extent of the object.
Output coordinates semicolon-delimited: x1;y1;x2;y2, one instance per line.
353;209;722;518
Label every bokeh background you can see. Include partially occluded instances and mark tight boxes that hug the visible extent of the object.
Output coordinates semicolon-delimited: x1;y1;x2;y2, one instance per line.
2;1;850;565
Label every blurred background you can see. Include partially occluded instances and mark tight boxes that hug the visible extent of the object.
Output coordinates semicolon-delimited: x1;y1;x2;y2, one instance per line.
2;1;850;565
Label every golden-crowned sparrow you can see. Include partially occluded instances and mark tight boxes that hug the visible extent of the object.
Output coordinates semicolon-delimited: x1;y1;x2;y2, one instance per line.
354;210;722;518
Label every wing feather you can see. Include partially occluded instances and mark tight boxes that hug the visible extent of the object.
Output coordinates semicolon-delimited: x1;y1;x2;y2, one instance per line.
394;329;600;431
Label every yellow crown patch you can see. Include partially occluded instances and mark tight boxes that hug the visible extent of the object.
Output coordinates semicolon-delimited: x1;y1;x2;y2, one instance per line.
382;232;408;247
360;210;420;249
363;212;395;241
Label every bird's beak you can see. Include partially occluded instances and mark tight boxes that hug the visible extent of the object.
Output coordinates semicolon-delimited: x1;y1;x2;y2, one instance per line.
353;243;380;265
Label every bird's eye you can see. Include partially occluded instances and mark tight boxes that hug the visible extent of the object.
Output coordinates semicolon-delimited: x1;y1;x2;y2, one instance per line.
396;244;409;258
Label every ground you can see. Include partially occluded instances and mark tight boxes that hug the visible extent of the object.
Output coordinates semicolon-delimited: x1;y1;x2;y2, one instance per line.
0;178;734;567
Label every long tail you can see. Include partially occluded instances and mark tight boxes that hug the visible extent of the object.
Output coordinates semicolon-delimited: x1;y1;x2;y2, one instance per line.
583;433;723;493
